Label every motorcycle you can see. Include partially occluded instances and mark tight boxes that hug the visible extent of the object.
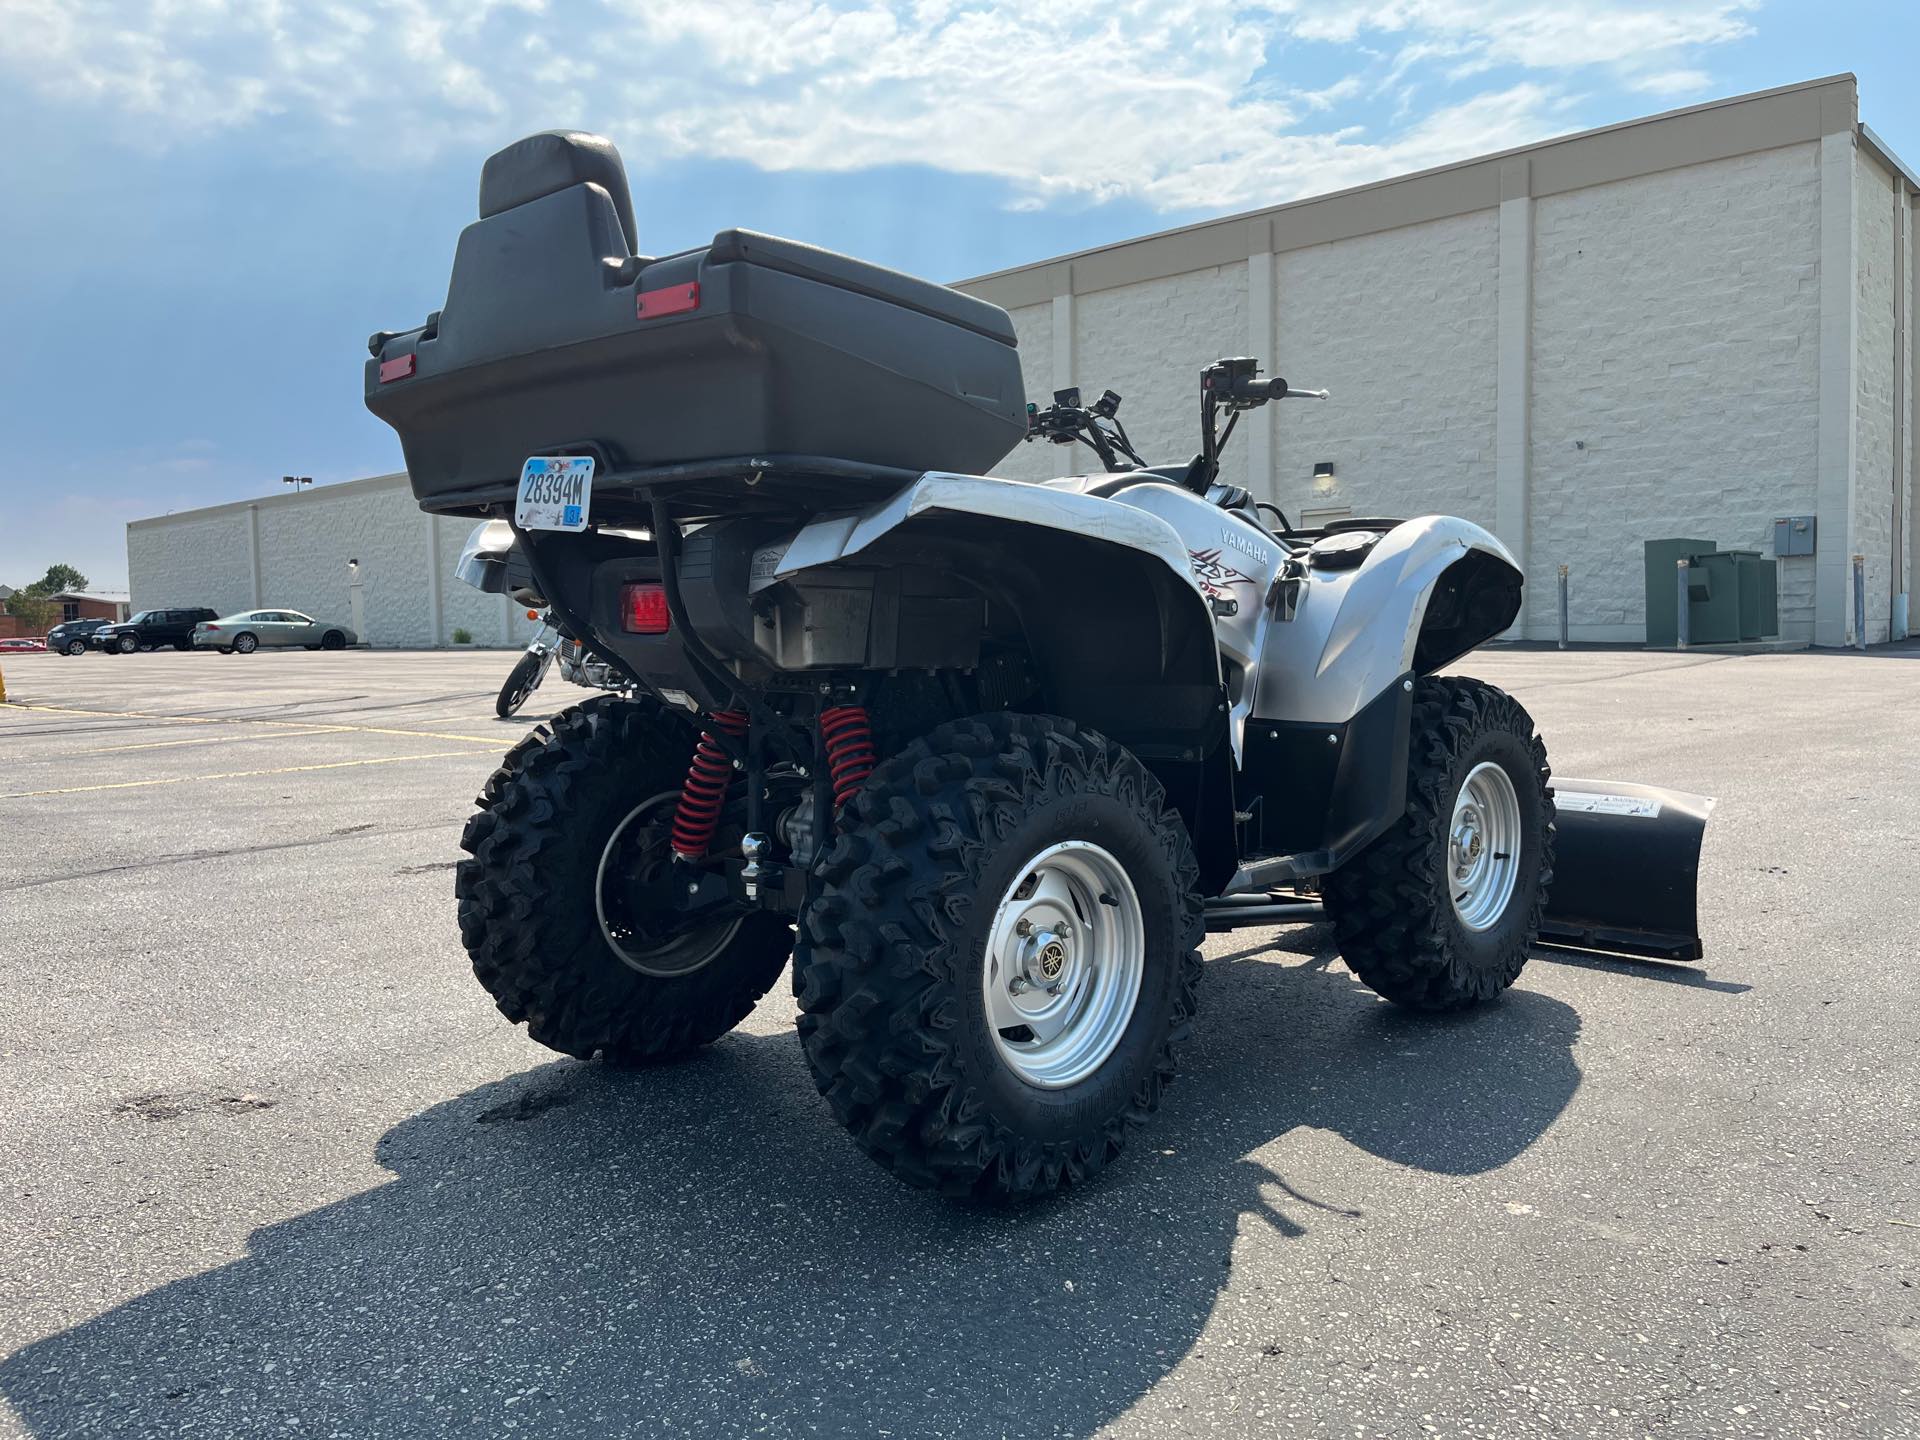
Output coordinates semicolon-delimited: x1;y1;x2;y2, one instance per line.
494;607;629;718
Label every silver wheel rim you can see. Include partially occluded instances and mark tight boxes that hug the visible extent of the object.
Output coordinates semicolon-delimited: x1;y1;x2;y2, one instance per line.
595;790;742;977
1449;761;1522;932
235;635;255;653
983;841;1145;1090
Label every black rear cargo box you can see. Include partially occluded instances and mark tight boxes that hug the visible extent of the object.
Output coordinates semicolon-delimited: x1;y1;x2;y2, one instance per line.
366;132;1027;516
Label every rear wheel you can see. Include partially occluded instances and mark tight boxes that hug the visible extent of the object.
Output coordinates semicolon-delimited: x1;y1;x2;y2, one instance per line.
232;632;258;654
795;712;1203;1199
1322;676;1554;1010
457;696;792;1063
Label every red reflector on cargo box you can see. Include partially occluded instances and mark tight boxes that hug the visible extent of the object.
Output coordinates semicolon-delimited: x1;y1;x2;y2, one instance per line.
636;282;699;320
623;583;671;634
378;354;416;382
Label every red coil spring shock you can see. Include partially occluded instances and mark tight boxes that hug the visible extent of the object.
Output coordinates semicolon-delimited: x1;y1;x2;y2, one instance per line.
670;710;748;860
820;705;878;809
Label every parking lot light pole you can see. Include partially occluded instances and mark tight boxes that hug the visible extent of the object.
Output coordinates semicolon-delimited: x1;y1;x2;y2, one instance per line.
1557;565;1569;650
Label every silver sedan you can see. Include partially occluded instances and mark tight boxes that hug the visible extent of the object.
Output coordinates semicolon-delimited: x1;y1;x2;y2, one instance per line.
192;610;358;654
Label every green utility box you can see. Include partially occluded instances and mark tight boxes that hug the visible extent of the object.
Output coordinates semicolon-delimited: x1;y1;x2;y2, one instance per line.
1643;539;1779;646
1644;538;1717;647
1736;552;1777;640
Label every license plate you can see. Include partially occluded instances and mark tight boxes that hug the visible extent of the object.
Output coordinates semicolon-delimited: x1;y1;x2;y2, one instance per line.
515;456;594;532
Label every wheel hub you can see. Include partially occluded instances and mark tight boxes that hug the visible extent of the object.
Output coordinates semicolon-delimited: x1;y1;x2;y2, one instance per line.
595;790;743;977
1447;762;1522;932
983;842;1145;1089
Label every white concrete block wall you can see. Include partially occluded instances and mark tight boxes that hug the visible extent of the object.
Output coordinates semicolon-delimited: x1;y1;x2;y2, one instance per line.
1853;150;1898;641
1528;144;1824;640
253;480;433;647
991;301;1056;484
1271;211;1501;535
127;509;253;617
1074;266;1249;489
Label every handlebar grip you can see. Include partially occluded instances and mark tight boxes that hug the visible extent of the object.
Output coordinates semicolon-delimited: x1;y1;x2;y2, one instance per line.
1230;375;1288;402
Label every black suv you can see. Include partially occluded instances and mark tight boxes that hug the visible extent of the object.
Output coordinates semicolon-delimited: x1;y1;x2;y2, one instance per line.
96;608;219;654
46;617;113;656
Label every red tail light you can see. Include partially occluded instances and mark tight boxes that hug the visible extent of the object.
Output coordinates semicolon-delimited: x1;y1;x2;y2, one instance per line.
636;282;699;320
622;583;671;634
204;624;221;631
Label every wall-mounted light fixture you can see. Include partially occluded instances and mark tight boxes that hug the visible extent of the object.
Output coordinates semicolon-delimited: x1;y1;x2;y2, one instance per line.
1312;461;1336;490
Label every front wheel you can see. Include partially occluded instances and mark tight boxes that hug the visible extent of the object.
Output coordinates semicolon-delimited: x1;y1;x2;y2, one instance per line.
64;640;86;657
795;713;1203;1199
1322;676;1554;1010
116;634;137;654
495;651;545;718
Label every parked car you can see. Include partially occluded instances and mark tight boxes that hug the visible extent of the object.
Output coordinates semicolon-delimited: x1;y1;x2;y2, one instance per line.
0;637;45;652
193;610;357;654
47;617;112;656
95;608;219;653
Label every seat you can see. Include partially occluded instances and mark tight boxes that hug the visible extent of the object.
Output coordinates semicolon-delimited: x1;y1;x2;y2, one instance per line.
479;131;640;254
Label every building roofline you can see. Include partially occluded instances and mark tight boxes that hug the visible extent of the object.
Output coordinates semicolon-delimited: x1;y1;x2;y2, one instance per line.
127;472;411;530
956;73;1860;309
1859;122;1920;193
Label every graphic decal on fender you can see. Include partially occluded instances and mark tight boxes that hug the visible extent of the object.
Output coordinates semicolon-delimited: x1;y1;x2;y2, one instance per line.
1188;548;1258;600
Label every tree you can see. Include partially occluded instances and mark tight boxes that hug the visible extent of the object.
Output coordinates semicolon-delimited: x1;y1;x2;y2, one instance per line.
33;563;88;595
4;589;53;634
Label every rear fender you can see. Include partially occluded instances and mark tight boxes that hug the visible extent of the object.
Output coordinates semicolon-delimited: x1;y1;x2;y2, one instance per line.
762;472;1239;890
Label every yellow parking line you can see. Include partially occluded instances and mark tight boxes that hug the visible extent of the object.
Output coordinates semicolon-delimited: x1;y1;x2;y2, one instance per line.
54;727;343;757
0;750;488;800
0;700;505;746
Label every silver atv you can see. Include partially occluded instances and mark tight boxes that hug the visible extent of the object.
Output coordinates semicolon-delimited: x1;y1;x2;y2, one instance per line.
368;130;1708;1200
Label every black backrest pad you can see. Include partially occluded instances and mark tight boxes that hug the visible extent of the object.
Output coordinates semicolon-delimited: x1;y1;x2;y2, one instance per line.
708;230;1015;345
479;131;638;254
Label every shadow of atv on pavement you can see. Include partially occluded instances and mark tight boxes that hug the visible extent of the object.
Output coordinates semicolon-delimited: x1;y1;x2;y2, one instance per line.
0;930;1582;1439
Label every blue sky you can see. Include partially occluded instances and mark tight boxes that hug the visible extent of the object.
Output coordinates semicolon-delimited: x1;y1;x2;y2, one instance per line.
2;0;1914;591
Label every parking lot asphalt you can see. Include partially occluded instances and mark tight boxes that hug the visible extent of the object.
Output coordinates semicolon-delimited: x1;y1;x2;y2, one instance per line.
0;643;1916;1439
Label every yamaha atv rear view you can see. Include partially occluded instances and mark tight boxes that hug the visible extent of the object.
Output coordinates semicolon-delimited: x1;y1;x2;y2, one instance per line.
366;131;1712;1200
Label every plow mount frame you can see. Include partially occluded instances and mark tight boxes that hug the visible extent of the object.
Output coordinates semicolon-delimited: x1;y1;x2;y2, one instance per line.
1204;779;1714;964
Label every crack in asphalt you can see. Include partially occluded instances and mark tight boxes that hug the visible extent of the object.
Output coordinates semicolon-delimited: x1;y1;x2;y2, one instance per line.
0;819;465;892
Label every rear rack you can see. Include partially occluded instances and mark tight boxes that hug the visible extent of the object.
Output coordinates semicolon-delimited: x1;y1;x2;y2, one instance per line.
419;452;925;522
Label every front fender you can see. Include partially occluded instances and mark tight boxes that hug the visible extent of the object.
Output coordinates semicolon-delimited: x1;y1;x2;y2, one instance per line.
1258;516;1520;726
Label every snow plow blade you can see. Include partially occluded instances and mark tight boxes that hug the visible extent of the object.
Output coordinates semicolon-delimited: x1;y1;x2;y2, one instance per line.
1538;779;1714;962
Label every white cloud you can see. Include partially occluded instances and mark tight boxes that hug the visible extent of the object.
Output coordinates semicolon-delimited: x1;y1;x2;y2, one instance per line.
0;0;1755;212
1627;68;1715;96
